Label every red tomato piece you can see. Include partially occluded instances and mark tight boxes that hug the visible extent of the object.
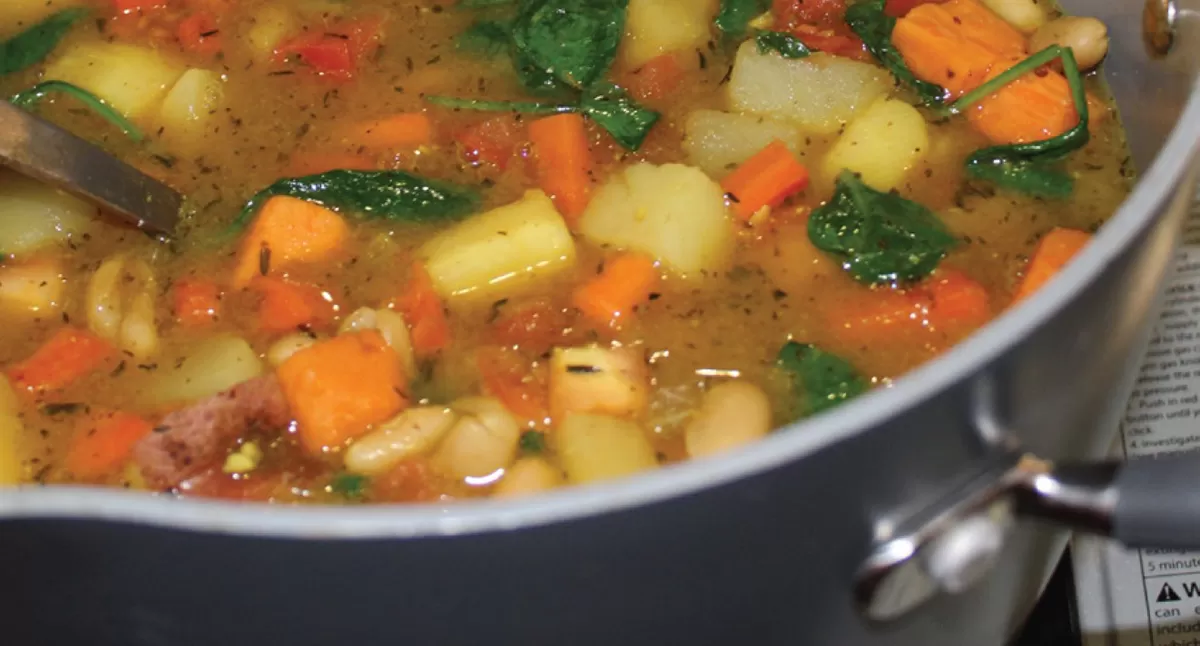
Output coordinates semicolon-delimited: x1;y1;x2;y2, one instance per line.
454;116;527;170
774;0;850;28
489;298;572;355
177;11;223;56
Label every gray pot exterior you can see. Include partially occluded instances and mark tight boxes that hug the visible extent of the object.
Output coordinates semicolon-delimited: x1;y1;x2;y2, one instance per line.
3;0;1200;643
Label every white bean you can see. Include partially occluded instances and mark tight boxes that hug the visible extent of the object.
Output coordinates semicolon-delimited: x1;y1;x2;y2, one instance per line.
684;381;772;459
267;333;317;367
979;0;1046;33
1029;17;1109;71
433;397;521;480
494;457;564;498
87;254;159;359
343;406;457;476
338;306;377;335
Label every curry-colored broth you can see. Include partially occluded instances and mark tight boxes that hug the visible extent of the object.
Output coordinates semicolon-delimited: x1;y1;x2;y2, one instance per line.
0;0;1132;502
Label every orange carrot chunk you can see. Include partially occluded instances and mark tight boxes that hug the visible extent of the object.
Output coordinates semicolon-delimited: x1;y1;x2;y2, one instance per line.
528;113;593;223
64;411;154;480
1014;228;1092;301
395;262;451;359
926;268;991;329
720;140;810;222
277;330;408;455
966;57;1083;145
252;277;335;334
173;278;222;327
572;252;660;327
231;196;349;289
8;327;115;394
827;287;933;348
892;0;1025;97
340;113;434;150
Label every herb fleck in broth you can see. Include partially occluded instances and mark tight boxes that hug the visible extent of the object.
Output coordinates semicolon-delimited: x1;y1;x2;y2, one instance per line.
0;0;1131;501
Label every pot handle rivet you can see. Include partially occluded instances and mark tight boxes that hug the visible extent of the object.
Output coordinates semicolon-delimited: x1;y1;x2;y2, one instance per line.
1144;0;1177;57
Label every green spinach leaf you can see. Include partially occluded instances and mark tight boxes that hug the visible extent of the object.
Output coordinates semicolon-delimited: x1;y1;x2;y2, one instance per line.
950;46;1090;198
519;430;547;454
0;7;88;76
10;80;144;142
755;30;813;58
427;83;660;151
845;0;946;106
715;0;770;37
777;342;868;416
579;82;661;150
511;0;627;90
455;20;513;57
330;473;368;501
808;171;957;284
233;169;482;231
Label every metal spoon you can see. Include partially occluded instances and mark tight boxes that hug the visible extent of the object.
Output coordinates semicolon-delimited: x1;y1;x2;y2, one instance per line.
0;101;181;236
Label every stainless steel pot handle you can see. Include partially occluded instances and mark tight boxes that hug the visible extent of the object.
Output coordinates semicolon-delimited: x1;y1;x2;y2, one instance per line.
854;451;1200;624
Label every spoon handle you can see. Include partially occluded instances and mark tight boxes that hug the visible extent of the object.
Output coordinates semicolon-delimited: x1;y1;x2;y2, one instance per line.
0;101;181;236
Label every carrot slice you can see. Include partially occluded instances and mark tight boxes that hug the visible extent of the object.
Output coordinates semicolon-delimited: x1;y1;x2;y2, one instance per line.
966;57;1083;145
8;327;115;394
1013;227;1092;301
926;268;991;329
64;411;154;480
720;140;810;222
252;277;335;334
340;113;434;150
827;288;933;348
395;262;451;359
173;278;222;327
231;195;349;289
276;330;408;455
572;252;660;327
528;113;593;223
892;1;1018;97
621;52;687;102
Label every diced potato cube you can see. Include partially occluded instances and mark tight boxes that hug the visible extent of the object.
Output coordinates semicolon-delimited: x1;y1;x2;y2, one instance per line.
823;98;929;191
558;414;657;484
0;258;64;315
421;190;576;301
620;0;719;69
0;170;95;257
728;42;890;135
159;69;225;151
245;4;298;62
549;345;649;421
44;42;184;118
578;163;733;276
683;109;806;178
143;335;263;407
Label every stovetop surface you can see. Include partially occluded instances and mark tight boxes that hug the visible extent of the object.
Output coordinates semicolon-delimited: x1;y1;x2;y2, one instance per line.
1012;553;1081;646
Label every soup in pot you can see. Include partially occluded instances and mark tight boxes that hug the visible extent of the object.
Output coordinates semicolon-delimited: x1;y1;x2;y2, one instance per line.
0;0;1131;502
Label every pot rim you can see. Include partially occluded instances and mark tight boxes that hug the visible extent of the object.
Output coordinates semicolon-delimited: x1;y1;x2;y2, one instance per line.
2;86;1199;540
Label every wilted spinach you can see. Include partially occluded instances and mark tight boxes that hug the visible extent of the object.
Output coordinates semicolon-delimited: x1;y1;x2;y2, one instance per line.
808;171;957;284
10;80;144;142
754;31;813;59
578;82;661;150
845;0;946;106
777;342;868;417
715;0;770;37
232;169;482;231
0;7;88;76
948;45;1090;198
511;0;627;90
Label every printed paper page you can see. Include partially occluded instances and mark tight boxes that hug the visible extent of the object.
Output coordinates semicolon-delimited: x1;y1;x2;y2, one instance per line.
1074;211;1200;646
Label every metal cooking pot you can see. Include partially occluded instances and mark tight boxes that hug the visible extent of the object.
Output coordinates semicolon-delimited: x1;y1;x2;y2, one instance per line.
3;0;1200;643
